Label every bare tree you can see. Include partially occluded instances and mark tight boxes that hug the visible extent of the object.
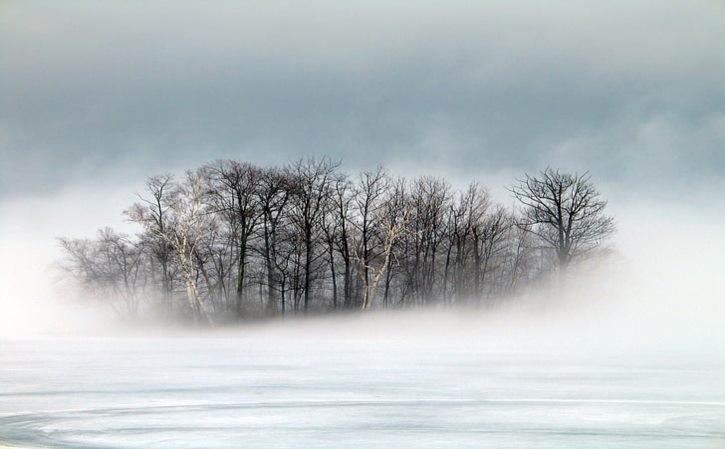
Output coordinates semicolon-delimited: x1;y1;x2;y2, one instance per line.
471;205;510;299
60;160;617;324
403;176;451;304
130;171;215;324
506;221;535;290
331;174;356;308
287;158;339;312
256;167;292;314
206;160;262;317
59;228;147;317
125;175;175;311
380;177;408;307
352;167;388;309
447;182;490;301
510;168;614;270
361;178;411;309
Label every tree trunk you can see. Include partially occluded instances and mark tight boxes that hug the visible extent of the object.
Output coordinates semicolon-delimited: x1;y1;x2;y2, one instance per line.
328;242;338;309
303;227;312;312
236;235;247;318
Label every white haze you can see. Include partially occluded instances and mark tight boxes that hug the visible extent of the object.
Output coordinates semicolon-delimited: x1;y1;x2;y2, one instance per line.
0;184;140;335
1;179;723;361
1;175;723;448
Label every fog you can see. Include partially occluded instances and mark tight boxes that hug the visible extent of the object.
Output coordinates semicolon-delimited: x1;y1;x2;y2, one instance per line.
2;177;723;361
2;0;723;345
2;114;724;449
2;193;724;448
2;1;724;446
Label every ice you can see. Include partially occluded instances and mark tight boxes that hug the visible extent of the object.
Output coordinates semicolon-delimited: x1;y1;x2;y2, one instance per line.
1;336;724;448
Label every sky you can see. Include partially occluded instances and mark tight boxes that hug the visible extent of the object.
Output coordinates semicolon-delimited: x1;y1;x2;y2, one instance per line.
1;0;725;334
1;0;724;201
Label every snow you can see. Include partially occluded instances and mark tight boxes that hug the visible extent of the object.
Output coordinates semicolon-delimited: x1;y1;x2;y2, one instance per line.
1;336;724;448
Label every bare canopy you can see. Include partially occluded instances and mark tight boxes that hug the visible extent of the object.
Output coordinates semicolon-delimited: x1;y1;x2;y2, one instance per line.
510;169;614;269
59;161;616;322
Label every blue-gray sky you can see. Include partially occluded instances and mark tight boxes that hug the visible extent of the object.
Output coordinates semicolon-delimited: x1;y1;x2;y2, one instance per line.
2;0;725;336
1;0;724;198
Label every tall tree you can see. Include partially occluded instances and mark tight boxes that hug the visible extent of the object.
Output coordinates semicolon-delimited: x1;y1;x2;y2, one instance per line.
131;171;215;324
353;167;388;309
510;168;614;270
287;158;338;311
207;160;262;317
125;175;175;311
256;167;292;314
331;174;355;308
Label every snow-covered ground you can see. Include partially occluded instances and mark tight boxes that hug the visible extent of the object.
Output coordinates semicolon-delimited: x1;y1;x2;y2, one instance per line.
1;335;724;449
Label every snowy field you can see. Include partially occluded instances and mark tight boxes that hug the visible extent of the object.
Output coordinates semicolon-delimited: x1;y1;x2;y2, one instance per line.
1;335;724;449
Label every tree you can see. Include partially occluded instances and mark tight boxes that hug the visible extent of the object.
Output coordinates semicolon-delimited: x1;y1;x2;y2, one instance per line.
130;171;215;324
352;167;388;309
287;158;339;312
125;175;175;312
472;205;510;298
59;228;147;317
446;182;490;301
510;168;614;270
403;176;451;304
60;160;617;323
256;167;293;314
362;177;411;309
207;160;262;317
331;174;355;308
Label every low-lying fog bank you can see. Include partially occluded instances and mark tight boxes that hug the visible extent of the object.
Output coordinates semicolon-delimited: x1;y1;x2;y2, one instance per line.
1;191;724;362
2;198;724;448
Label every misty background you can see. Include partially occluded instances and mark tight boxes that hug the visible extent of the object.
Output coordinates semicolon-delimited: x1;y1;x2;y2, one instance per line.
1;0;724;342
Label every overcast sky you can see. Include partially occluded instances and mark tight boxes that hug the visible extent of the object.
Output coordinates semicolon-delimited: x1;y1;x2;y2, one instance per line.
1;0;725;336
1;0;724;200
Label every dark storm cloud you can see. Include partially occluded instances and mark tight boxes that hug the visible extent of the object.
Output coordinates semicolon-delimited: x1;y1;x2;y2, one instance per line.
1;0;724;196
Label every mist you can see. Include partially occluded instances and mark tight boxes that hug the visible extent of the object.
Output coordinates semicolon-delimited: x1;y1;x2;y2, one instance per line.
2;174;723;362
2;1;725;447
2;196;724;448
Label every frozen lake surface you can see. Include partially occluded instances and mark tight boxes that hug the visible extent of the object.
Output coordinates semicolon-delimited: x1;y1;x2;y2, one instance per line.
1;336;724;448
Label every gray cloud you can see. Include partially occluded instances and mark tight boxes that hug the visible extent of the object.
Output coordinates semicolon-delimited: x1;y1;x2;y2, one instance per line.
1;0;724;198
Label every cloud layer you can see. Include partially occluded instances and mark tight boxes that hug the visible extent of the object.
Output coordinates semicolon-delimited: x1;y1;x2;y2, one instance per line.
1;0;724;197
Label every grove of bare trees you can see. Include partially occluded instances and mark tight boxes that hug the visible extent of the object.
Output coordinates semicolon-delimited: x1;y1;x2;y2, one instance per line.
59;160;614;324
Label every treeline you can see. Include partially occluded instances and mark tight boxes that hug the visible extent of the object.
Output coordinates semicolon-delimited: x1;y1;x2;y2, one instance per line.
59;159;614;324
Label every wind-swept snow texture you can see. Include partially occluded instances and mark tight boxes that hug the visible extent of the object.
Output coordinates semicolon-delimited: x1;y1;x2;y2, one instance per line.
1;337;724;449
